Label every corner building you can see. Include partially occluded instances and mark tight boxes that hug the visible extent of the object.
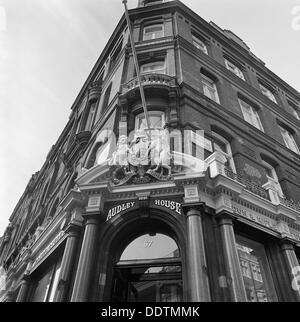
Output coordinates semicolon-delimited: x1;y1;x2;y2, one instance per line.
1;0;300;302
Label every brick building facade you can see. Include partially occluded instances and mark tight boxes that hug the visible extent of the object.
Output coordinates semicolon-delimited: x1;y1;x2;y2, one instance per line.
1;0;300;302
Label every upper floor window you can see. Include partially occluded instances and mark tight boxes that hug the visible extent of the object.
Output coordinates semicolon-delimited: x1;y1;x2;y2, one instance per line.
239;99;264;131
144;0;165;5
224;59;245;80
135;111;165;130
261;159;283;196
287;100;300;120
192;34;208;54
96;140;111;165
85;101;97;131
201;73;220;103
259;83;277;103
143;23;164;40
140;60;165;74
279;125;299;154
102;82;112;111
205;132;236;172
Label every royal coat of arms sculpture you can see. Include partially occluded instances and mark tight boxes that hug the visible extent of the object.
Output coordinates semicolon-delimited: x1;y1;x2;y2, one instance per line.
109;127;172;186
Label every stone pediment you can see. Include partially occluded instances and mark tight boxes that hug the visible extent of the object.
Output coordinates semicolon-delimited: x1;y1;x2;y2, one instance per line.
76;163;111;187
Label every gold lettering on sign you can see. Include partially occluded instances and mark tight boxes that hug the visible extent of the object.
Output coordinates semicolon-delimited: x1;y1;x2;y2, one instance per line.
154;199;182;215
106;202;135;221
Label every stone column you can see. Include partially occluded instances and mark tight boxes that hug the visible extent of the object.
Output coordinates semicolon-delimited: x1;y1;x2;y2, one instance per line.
185;204;211;302
217;213;247;302
70;213;99;302
280;238;300;301
54;221;82;302
16;275;30;302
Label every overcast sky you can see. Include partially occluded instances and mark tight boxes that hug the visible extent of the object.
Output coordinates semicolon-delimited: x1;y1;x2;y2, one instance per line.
0;0;300;236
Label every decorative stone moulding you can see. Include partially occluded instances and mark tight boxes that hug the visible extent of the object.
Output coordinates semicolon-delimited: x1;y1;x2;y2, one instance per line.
121;73;177;96
88;80;102;102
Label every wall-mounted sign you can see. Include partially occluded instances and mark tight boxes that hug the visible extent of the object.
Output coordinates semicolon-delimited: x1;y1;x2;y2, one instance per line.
231;202;277;231
106;202;136;221
32;231;65;269
105;198;182;222
152;199;182;215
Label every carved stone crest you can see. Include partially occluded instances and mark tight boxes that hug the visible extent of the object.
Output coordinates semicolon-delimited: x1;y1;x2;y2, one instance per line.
109;128;173;186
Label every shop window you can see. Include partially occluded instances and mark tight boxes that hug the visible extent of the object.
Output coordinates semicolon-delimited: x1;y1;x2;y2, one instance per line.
235;235;278;302
143;23;164;40
31;258;62;302
279;124;299;154
112;233;182;302
201;73;220;103
239;99;264;131
259;83;277;103
135;111;165;130
224;58;245;80
140;60;165;74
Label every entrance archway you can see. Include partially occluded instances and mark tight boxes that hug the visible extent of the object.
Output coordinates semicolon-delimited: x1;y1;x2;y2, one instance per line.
111;232;182;302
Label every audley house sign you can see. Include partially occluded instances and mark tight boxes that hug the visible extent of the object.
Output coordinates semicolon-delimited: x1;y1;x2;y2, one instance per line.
106;199;182;222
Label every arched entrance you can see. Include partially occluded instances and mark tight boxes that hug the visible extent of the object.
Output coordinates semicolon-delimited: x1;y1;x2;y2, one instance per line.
111;232;182;302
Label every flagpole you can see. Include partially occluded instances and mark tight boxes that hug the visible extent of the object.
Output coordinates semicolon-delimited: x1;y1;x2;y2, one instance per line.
122;0;151;130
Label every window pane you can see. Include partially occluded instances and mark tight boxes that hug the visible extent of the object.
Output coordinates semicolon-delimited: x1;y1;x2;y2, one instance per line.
202;76;219;103
239;100;263;131
137;112;164;130
128;280;182;302
143;24;163;40
225;59;245;80
47;260;62;302
141;61;165;74
236;236;277;302
280;126;299;153
192;35;208;54
259;84;277;103
31;268;53;302
120;233;180;261
85;102;97;131
96;142;111;165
